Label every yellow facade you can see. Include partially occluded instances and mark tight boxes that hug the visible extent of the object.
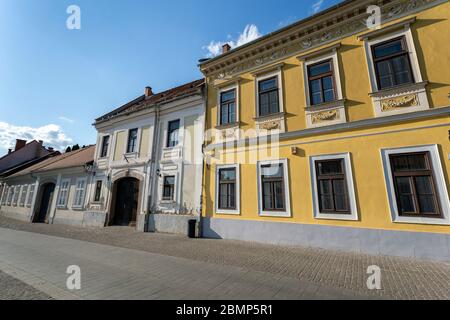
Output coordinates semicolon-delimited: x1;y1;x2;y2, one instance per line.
200;0;450;239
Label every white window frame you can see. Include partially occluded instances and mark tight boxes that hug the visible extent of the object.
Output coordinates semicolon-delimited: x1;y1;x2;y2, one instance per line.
159;172;179;204
7;186;13;205
20;185;28;207
99;134;111;159
57;178;71;208
215;164;240;215
72;177;87;209
27;184;35;207
254;69;285;118
12;186;20;206
165;119;182;149
124;127;141;155
302;49;344;108
257;159;291;217
217;84;240;127
381;144;450;226
1;186;7;205
310;153;359;221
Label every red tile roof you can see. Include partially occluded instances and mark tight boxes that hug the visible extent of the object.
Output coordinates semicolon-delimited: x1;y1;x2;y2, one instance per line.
96;79;204;123
9;146;95;178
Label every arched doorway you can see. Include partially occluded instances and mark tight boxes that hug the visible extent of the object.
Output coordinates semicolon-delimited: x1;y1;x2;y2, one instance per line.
34;183;56;223
111;177;140;226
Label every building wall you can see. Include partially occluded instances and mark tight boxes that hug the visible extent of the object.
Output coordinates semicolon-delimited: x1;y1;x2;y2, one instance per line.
200;0;450;258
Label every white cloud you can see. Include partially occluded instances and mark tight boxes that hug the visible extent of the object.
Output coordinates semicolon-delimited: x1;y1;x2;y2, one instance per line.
312;0;324;14
0;122;73;152
58;116;75;124
203;24;262;58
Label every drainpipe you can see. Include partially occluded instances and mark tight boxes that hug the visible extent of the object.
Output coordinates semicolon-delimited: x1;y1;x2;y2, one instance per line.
199;82;208;238
146;104;161;232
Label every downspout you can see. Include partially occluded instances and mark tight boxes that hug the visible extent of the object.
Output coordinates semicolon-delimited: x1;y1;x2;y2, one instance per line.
146;104;161;232
199;81;208;238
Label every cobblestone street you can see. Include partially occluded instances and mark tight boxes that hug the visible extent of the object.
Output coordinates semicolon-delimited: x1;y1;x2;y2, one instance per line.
0;217;449;300
0;270;52;300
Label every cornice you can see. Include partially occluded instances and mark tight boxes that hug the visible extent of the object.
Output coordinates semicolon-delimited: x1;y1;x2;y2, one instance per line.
201;0;446;82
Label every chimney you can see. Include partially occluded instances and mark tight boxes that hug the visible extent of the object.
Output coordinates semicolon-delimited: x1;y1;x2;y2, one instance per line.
8;149;12;155
222;43;231;54
38;140;43;146
145;86;153;98
14;139;27;151
47;147;54;152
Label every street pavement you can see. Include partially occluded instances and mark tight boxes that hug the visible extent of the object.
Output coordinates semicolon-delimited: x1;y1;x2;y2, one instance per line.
0;227;373;300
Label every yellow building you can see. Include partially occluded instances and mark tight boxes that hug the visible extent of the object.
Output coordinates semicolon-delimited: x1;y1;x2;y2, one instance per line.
199;0;450;260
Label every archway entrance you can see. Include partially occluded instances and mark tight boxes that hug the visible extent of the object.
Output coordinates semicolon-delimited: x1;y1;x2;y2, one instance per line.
34;183;55;223
111;177;139;226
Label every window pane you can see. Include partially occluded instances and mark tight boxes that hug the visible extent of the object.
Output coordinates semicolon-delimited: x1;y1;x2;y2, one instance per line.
269;91;279;114
392;56;412;85
262;164;283;178
263;182;273;209
309;62;331;77
229;184;236;208
322;76;333;90
373;40;403;58
312;92;322;105
333;179;345;194
335;195;347;211
399;195;416;213
418;195;437;214
324;89;335;103
221;90;235;102
318;160;342;175
415;176;433;194
221;105;229;124
319;180;332;195
220;168;236;181
310;79;321;93
274;181;284;209
229;103;236;123
260;93;270;115
396;177;413;194
259;78;277;91
320;195;333;210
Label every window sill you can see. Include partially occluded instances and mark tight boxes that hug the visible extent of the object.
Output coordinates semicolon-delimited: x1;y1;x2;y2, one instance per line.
259;210;291;218
215;122;240;130
305;99;346;111
254;112;285;122
392;216;450;226
216;209;240;216
369;81;428;98
314;212;359;221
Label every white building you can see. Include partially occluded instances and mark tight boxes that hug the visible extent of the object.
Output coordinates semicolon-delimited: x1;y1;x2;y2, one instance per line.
0;146;98;226
87;79;205;233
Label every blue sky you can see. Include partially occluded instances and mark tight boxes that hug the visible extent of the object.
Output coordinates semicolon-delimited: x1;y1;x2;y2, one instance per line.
0;0;341;154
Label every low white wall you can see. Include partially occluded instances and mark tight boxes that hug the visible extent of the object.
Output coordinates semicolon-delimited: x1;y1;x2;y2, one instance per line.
147;214;198;235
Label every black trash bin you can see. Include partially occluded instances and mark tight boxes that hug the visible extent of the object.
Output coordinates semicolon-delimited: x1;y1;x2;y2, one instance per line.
188;219;197;238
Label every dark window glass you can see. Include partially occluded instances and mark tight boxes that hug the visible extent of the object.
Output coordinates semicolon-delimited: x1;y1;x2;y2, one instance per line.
94;181;102;202
308;60;336;106
220;89;236;125
258;77;279;116
218;168;236;210
100;136;110;158
167;120;180;148
127;129;138;153
315;159;350;214
261;164;285;211
372;37;414;90
162;176;175;200
390;152;441;217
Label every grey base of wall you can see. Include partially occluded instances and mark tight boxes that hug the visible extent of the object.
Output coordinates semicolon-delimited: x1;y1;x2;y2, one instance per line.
0;210;30;222
146;214;199;236
51;212;106;228
202;218;450;262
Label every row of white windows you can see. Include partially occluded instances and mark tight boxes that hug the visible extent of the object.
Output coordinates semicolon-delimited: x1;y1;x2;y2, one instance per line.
56;178;87;209
1;184;35;207
214;145;450;226
217;23;423;125
1;178;87;210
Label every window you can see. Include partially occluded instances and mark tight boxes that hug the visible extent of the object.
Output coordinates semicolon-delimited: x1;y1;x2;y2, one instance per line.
308;60;336;105
371;37;414;90
310;153;358;221
94;181;102;202
2;186;8;205
389;152;441;217
7;187;13;205
167;120;180;148
27;184;35;206
162;176;175;201
258;77;279;116
57;179;70;207
20;185;28;206
218;168;236;210
126;128;138;153
73;178;87;208
257;159;291;217
100;135;110;158
220;89;237;125
315;159;350;214
13;186;20;206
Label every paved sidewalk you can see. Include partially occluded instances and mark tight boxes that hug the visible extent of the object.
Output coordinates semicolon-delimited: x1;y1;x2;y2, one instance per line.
0;217;449;299
0;270;52;300
0;227;373;300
